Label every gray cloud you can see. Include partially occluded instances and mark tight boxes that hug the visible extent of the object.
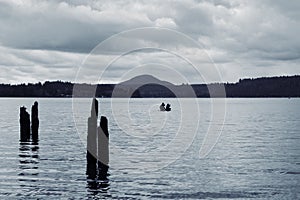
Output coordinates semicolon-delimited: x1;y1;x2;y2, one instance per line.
0;0;299;84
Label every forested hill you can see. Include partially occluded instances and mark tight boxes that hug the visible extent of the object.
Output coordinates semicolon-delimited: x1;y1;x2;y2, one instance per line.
0;75;299;97
225;76;300;97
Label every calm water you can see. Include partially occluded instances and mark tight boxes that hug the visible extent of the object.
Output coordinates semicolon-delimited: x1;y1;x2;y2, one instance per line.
0;98;299;199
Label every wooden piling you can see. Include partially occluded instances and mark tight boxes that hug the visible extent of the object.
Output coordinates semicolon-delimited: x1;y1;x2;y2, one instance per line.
86;98;98;179
20;106;30;142
97;116;109;180
91;97;98;118
31;101;39;141
86;98;110;181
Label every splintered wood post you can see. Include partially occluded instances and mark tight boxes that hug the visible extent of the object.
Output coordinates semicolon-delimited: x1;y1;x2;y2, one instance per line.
31;101;39;142
97;116;109;180
86;98;98;179
20;106;30;142
91;97;98;118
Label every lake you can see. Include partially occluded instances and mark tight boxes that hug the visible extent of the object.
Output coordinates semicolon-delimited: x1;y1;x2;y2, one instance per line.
0;98;299;199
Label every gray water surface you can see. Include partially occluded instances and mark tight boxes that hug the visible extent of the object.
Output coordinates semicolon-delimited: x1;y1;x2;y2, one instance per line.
0;98;299;199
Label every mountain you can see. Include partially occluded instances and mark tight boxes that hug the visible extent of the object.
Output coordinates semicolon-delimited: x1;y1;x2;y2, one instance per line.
115;75;175;97
119;75;174;86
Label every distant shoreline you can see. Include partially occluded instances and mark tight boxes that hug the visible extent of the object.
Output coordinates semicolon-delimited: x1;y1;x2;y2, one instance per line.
1;75;299;98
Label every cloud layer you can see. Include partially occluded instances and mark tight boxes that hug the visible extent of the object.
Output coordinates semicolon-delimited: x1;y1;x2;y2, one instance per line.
0;0;299;84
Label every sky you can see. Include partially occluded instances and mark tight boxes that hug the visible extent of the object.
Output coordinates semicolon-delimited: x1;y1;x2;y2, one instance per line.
0;0;300;84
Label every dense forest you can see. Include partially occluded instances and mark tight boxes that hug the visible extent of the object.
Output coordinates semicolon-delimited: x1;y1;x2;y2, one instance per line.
0;75;299;98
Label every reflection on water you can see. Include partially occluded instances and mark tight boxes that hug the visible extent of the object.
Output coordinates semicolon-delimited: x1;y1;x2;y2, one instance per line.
86;161;110;194
86;179;110;195
18;142;39;183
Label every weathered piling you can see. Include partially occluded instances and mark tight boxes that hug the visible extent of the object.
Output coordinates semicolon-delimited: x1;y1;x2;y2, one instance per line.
97;116;109;180
20;106;30;142
86;98;99;179
31;101;39;142
86;98;110;181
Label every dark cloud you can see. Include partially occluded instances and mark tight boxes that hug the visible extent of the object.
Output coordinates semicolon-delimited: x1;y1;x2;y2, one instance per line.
0;1;152;53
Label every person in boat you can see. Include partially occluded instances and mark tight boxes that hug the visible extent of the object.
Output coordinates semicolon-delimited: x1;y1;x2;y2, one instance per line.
165;104;171;111
160;102;166;111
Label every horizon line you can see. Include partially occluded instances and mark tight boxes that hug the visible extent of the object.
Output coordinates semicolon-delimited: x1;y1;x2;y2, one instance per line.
1;74;299;86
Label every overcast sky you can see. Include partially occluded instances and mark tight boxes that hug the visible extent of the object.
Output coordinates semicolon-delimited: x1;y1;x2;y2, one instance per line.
0;0;299;84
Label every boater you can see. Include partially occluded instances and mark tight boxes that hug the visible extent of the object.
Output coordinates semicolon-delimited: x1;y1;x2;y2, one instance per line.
160;102;166;111
165;104;171;111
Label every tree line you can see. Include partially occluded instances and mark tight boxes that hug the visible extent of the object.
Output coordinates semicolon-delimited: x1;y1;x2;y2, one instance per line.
0;76;299;97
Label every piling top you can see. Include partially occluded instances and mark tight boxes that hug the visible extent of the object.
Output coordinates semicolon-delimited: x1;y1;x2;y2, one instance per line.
100;116;109;137
91;98;99;117
20;106;27;112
